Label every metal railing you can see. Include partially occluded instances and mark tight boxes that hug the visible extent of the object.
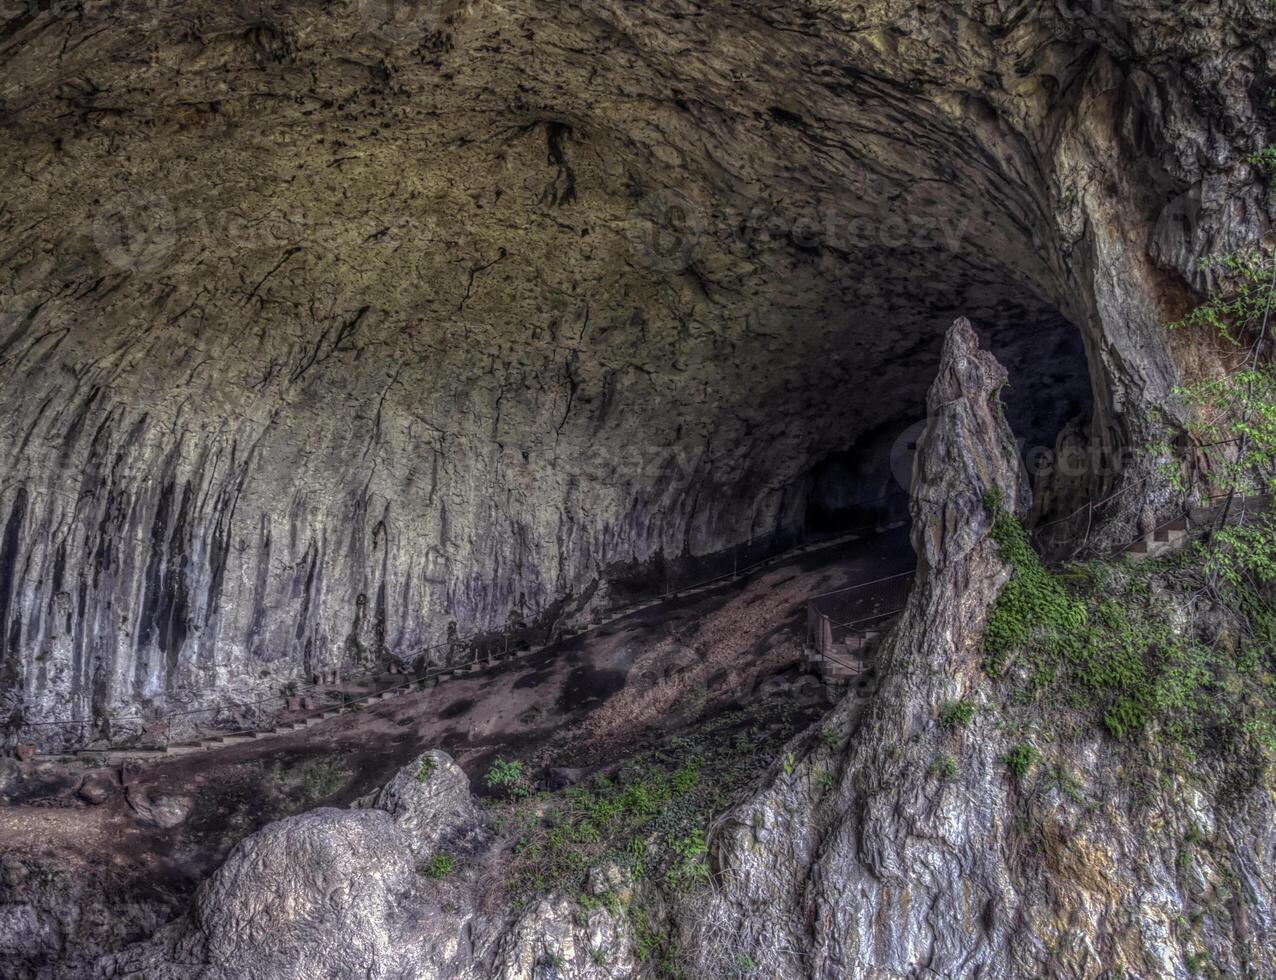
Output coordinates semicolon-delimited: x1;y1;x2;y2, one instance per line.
14;497;914;757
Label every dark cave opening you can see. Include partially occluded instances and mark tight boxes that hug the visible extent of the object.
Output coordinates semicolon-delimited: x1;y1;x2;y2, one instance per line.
802;311;1094;539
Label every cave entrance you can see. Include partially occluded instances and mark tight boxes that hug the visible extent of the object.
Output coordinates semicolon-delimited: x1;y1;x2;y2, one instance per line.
802;311;1093;539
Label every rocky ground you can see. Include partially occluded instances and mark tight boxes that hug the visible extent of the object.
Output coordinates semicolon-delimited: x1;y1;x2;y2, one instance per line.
0;527;908;978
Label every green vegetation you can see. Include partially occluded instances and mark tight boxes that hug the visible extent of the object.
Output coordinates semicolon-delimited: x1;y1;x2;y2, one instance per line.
664;830;710;888
1004;743;1039;780
480;705;812;978
928;752;958;781
423;853;454;879
984;499;1085;673
939;699;975;727
981;496;1276;767
820;725;844;751
1164;247;1276;587
816;767;835;793
291;755;349;801
487;705;808;908
484;757;528;799
416;755;438;784
1249;145;1276;184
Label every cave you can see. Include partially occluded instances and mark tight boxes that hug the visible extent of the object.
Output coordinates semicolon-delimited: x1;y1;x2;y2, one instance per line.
1;2;1274;977
800;310;1093;538
4;0;1203;740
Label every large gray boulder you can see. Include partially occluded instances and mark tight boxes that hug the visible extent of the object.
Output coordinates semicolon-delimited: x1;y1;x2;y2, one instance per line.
354;750;484;859
102;807;462;980
97;754;494;980
183;808;422;978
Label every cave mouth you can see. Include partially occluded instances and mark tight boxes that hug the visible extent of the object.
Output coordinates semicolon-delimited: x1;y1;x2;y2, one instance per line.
801;311;1094;539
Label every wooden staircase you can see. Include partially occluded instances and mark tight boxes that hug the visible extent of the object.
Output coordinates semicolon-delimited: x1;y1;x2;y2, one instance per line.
1119;494;1271;561
1121;516;1189;560
803;628;882;697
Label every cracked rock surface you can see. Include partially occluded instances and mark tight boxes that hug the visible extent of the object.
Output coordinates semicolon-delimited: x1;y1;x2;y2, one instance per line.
352;748;484;858
683;319;1276;979
0;2;1272;741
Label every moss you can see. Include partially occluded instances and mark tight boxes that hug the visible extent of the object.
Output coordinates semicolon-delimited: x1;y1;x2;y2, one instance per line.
982;504;1276;768
422;853;454;878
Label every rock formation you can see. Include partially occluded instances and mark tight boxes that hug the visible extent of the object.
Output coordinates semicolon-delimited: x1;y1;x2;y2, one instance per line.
97;749;635;980
352;748;484;858
684;319;1275;978
1;1;1272;742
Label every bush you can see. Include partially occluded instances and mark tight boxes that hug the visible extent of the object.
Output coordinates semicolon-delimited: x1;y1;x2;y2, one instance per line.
663;830;709;887
939;699;975;727
484;758;527;798
670;764;699;796
416;756;438;783
1004;743;1039;780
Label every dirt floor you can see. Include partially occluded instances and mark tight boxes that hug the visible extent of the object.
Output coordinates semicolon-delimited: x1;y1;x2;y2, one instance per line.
0;526;913;967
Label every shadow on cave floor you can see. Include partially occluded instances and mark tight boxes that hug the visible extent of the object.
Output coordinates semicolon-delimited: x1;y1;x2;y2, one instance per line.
0;522;915;952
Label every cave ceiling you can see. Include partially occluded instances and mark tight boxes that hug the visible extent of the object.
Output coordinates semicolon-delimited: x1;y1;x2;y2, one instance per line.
0;0;1271;724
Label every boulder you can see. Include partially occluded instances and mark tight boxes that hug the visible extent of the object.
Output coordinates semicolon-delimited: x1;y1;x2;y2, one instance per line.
78;770;122;806
495;894;638;980
125;785;193;829
355;750;483;858
0;760;82;805
183;808;423;978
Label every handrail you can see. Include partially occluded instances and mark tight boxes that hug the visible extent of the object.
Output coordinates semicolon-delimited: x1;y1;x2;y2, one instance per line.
807;568;916;603
18;502;913;751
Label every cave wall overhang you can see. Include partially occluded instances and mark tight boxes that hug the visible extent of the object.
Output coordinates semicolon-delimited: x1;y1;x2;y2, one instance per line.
0;0;1271;735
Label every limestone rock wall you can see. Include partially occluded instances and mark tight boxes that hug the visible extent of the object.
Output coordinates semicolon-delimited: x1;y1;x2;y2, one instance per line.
0;0;1272;739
